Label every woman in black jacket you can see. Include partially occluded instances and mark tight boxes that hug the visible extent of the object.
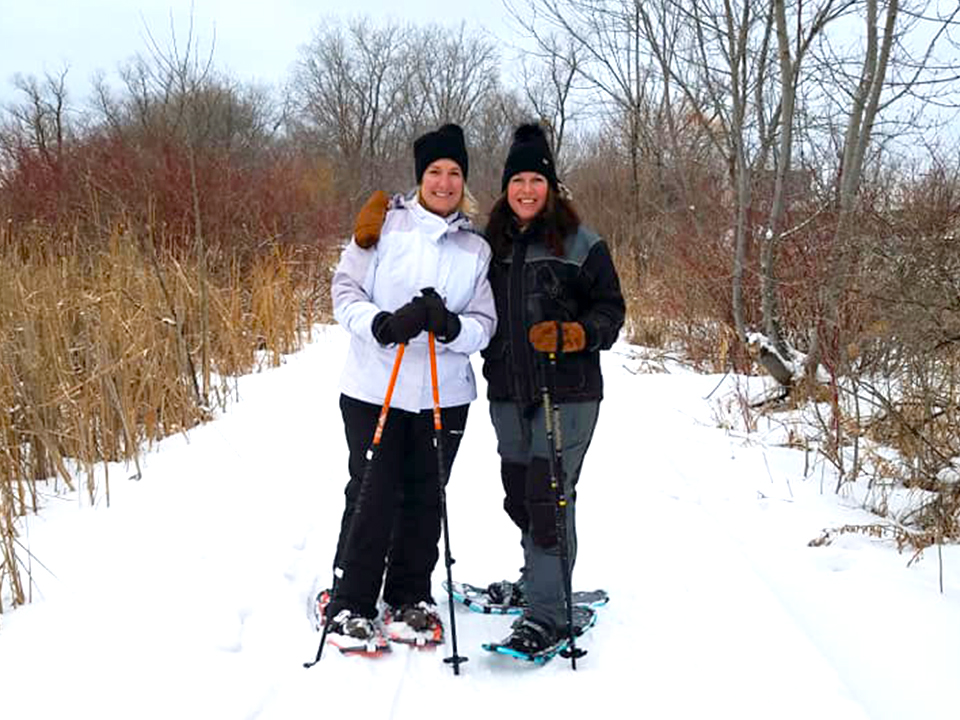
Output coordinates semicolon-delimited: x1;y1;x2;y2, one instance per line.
481;123;625;654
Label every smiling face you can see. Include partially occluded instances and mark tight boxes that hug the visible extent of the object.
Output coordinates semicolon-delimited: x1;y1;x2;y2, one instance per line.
419;159;464;217
506;171;549;225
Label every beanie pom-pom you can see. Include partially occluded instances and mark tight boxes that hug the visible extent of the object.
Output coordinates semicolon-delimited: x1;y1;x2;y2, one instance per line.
513;123;547;143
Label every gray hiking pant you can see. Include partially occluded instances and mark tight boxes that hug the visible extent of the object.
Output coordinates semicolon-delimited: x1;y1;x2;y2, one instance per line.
489;400;599;630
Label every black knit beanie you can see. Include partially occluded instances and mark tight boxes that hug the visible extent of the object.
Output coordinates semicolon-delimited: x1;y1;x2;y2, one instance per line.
501;123;558;191
414;123;469;183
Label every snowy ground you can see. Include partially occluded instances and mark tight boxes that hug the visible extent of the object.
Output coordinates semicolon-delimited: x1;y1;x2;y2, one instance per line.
1;325;958;719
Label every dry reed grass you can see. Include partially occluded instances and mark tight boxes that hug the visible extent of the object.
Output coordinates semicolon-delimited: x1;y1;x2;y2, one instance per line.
0;221;336;611
612;242;742;373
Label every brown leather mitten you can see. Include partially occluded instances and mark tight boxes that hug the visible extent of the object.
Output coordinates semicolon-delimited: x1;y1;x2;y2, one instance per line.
528;321;587;353
353;190;389;249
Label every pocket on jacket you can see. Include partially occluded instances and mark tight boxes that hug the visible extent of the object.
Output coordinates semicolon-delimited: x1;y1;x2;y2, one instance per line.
554;357;587;392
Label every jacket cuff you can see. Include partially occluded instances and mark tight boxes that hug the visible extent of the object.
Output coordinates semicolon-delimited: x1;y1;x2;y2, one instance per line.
583;320;601;352
439;313;462;344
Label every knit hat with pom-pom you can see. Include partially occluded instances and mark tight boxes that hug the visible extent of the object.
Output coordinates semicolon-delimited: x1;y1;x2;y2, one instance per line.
501;123;558;191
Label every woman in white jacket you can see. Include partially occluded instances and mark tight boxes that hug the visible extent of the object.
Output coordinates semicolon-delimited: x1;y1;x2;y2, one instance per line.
324;124;496;647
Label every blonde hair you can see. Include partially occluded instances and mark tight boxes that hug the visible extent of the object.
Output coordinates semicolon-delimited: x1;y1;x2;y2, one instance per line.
417;183;479;221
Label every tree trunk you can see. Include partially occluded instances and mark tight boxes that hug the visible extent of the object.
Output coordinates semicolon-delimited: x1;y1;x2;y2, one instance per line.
806;0;897;381
756;0;799;387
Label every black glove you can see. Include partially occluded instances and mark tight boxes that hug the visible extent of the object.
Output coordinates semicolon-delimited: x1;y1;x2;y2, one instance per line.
371;297;427;345
420;287;461;343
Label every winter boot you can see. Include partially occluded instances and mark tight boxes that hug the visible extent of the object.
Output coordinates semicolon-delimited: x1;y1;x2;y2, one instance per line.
383;601;444;646
509;604;597;637
328;609;378;641
486;580;526;609
324;608;390;656
501;616;559;655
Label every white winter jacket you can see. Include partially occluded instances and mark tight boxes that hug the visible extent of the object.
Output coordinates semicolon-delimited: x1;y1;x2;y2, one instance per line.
332;195;496;412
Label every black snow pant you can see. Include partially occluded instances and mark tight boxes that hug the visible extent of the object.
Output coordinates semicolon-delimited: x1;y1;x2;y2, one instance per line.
328;394;468;619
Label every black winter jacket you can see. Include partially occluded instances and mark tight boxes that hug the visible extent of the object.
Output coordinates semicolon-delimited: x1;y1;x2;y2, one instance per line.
481;221;625;407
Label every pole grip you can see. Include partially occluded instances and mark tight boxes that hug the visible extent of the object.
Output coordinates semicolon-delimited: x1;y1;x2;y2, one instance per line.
428;332;442;431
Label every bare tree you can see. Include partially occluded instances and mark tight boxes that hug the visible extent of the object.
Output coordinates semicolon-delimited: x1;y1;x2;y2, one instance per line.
752;0;856;385
134;7;219;409
410;23;501;129
517;32;582;166
1;67;72;169
288;17;504;199
631;0;960;393
805;0;960;382
93;61;277;166
507;0;660;250
620;0;791;354
289;18;415;196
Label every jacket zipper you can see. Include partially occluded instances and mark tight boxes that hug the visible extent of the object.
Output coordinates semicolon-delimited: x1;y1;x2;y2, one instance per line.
509;237;531;406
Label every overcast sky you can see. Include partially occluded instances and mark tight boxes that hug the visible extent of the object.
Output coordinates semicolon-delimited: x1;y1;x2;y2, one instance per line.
0;0;521;105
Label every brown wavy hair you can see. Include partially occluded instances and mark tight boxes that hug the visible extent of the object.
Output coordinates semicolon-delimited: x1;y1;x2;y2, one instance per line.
485;186;581;260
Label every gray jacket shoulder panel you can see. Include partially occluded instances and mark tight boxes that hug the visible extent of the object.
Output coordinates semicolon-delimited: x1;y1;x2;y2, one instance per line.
563;226;603;266
525;225;603;266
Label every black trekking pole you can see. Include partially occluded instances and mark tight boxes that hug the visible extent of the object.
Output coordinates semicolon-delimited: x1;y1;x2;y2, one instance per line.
427;331;468;675
304;343;406;669
537;334;585;670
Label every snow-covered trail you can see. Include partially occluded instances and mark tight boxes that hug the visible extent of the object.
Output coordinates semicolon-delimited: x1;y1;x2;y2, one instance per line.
606;366;960;720
1;326;957;719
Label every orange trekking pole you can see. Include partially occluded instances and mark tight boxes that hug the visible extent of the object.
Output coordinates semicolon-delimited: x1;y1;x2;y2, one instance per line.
305;343;406;669
428;332;468;675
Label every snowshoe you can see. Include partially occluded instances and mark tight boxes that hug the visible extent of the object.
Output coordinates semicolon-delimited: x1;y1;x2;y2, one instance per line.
444;579;609;615
483;606;597;664
311;588;332;631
